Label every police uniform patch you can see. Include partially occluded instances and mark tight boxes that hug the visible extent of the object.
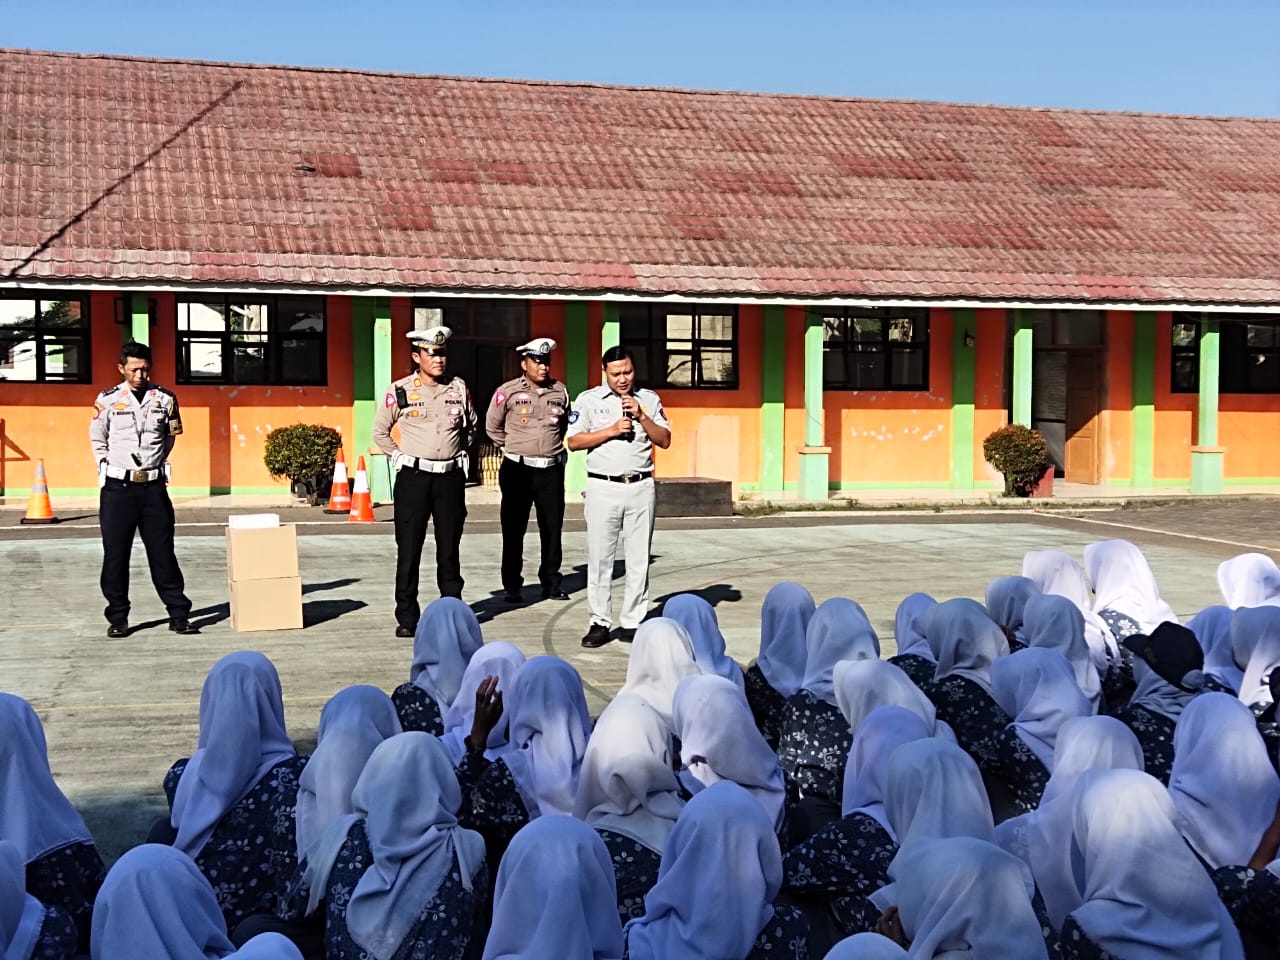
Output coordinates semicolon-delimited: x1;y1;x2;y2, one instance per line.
520;417;528;425
408;392;420;402
494;392;506;406
569;410;579;424
112;403;129;411
407;409;421;418
413;378;422;388
384;392;396;408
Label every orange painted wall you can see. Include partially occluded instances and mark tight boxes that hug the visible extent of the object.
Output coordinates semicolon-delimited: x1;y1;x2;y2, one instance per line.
1103;310;1135;482
1220;396;1280;478
972;308;1008;488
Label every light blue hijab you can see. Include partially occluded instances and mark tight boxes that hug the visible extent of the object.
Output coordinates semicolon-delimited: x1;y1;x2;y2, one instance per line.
802;597;880;704
1188;606;1241;693
984;577;1039;643
756;581;816;695
893;592;937;660
991;648;1094;769
410;597;484;713
0;840;44;960
502;657;593;817
823;933;909;958
664;593;744;690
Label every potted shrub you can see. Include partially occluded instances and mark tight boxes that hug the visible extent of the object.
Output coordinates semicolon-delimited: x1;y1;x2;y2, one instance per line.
263;424;343;505
983;424;1051;498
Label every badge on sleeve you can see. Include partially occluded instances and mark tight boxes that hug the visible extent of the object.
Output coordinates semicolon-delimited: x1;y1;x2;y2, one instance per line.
384;392;396;408
568;410;580;424
494;392;506;406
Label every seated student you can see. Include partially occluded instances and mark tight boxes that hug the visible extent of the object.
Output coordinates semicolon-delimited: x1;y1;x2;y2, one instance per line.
1187;606;1241;695
1219;552;1280;610
1213;797;1280;956
90;844;304;960
822;933;908;958
1022;550;1120;687
746;582;815;749
439;642;526;764
1083;538;1179;639
1060;769;1245;960
778;598;880;809
0;839;77;960
573;694;684;925
162;652;308;931
886;593;938;688
284;733;487;960
664;593;745;690
783;707;932;951
832;659;956;745
392;597;484;735
1023;593;1103;713
624;782;810;960
482;815;624;960
1109;622;1205;785
918;598;1011;752
457;656;592;877
984;577;1039;652
974;648;1093;817
0;693;107;953
616;618;701;733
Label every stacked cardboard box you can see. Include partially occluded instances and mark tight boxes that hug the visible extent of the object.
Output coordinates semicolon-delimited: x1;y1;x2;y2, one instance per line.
226;517;303;632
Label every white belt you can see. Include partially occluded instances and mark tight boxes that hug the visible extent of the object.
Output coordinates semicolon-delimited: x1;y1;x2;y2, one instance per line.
406;455;464;474
105;465;162;483
504;452;566;469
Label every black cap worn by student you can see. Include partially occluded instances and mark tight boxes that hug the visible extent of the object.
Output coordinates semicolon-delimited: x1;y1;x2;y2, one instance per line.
1122;621;1205;691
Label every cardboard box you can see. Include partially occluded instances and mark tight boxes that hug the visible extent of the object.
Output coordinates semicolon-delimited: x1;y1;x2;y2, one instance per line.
226;525;300;581
229;577;304;632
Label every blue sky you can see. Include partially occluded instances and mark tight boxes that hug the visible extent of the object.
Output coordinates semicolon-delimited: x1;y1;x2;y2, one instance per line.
5;0;1279;117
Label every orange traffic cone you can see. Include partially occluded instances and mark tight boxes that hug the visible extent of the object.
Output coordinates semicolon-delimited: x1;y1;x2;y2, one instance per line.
324;447;352;515
19;459;60;525
347;456;375;523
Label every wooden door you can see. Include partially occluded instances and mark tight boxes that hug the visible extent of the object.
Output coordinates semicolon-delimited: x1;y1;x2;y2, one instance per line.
1065;351;1101;484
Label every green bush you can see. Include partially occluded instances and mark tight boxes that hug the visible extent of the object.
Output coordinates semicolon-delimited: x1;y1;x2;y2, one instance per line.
983;424;1048;497
263;424;343;504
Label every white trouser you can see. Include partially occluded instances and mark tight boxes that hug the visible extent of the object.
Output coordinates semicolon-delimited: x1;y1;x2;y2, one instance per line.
584;476;655;629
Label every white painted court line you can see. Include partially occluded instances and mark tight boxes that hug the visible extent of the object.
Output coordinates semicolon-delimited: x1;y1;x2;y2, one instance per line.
1032;511;1279;553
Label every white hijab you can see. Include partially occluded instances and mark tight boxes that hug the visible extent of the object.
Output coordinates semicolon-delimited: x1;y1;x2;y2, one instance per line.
1170;692;1280;870
483;815;623;960
1022;549;1117;667
0;693;95;863
1069;768;1245;960
410;597;484;714
832;658;956;743
841;705;934;832
1218;552;1280;609
802;598;881;704
1023;592;1103;711
619;618;702;729
1188;606;1242;694
824;933;910;959
926;598;1008;695
663;594;744;690
572;693;684;855
230;934;304;959
756;581;816;696
0;840;44;960
1233;605;1280;708
990;648;1094;769
1083;539;1179;632
984;577;1039;641
891;837;1049;960
440;641;526;763
502;656;593;818
672;674;787;831
893;592;938;661
295;685;402;860
171;652;296;858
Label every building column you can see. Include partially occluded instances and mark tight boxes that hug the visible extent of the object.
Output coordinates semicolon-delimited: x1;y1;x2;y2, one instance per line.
600;302;620;354
1191;317;1224;494
352;296;394;503
1131;311;1156;489
564;301;590;495
129;293;150;345
1011;309;1032;426
760;305;786;493
797;309;829;499
950;308;976;489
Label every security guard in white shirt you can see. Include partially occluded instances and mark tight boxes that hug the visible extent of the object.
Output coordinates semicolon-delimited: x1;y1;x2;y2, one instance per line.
89;340;196;638
372;327;477;637
566;345;671;648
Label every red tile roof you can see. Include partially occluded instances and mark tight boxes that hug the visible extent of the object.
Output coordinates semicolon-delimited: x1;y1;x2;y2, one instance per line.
3;48;1280;305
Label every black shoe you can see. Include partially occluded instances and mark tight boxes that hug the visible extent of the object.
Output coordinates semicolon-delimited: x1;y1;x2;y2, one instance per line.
540;588;570;601
395;624;414;638
106;622;129;639
169;620;200;635
581;624;613;648
615;627;637;643
503;589;523;604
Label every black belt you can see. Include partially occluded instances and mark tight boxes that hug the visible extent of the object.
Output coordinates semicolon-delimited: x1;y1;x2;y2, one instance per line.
588;471;653;484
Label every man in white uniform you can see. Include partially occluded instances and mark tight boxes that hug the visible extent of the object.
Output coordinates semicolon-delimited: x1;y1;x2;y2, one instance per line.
566;345;671;648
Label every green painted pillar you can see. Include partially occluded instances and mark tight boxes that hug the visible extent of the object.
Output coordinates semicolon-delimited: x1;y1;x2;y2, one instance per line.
1012;309;1033;427
950;309;976;489
797;309;829;499
1191;317;1224;494
760;305;786;492
1132;312;1156;489
601;302;620;354
129;293;150;345
564;301;590;495
352;297;394;504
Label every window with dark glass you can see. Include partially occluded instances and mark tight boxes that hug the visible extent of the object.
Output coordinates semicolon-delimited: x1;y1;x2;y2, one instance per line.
176;295;326;385
0;293;91;383
822;307;929;390
1171;313;1280;394
412;299;530;340
620;304;738;389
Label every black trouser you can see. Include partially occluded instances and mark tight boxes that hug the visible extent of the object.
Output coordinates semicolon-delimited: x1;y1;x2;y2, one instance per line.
499;458;565;594
99;478;191;626
394;467;466;627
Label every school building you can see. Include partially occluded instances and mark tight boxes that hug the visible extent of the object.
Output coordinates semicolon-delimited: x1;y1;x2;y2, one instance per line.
2;48;1279;504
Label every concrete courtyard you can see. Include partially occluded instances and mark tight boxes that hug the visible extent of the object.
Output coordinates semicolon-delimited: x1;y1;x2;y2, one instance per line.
2;498;1278;861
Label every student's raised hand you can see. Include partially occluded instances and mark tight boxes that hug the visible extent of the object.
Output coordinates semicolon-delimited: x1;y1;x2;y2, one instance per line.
875;906;909;947
467;676;504;754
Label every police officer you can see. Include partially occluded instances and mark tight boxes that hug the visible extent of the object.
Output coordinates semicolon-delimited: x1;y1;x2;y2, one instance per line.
89;340;197;638
486;338;572;604
373;326;477;637
566;345;671;648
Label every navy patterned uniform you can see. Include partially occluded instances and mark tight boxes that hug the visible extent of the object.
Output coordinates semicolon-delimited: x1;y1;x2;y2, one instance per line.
30;904;78;960
777;691;851;804
164;755;308;930
1213;865;1280;941
921;676;1011;754
25;842;106;952
391;683;445;736
597;829;662;926
743;664;789;750
970;728;1051;816
1097;609;1139;711
623;903;811;960
281;819;486;960
782;812;895;938
455;753;529;884
1059;916;1118;960
1108;704;1177;785
887;654;935;689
